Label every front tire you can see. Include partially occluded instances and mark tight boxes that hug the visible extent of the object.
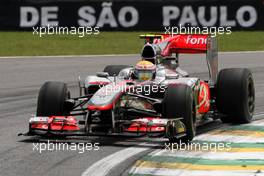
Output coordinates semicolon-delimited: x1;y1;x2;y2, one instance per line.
217;68;255;124
36;81;69;116
162;84;196;143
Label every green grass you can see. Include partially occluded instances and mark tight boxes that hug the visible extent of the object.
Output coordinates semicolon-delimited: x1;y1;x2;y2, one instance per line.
0;31;263;56
218;31;264;52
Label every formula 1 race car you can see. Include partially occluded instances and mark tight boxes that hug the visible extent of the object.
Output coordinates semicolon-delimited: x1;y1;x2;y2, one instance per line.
21;34;255;142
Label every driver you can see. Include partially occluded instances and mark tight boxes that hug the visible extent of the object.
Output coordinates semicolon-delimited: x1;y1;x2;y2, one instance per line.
133;60;156;82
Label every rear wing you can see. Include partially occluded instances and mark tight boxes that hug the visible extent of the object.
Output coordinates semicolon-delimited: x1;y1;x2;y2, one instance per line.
206;36;218;86
140;34;218;85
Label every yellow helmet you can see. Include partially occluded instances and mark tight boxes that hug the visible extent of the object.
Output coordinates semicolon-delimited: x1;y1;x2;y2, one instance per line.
134;60;156;81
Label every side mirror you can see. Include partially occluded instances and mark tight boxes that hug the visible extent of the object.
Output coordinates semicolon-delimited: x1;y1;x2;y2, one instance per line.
96;72;109;78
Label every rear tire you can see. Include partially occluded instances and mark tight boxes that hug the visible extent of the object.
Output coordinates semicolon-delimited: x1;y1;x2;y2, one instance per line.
162;84;196;143
36;82;69;116
217;68;255;124
103;65;131;76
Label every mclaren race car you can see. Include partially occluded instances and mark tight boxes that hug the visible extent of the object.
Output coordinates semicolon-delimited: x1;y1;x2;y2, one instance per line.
21;34;255;142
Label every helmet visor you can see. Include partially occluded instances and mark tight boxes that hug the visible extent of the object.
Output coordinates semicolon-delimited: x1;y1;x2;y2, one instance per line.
137;70;153;81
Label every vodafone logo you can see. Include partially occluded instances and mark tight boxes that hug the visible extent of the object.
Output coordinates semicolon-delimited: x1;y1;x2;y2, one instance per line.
186;35;207;45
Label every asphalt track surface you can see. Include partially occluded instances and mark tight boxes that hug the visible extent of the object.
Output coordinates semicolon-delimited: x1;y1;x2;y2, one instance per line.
0;52;263;176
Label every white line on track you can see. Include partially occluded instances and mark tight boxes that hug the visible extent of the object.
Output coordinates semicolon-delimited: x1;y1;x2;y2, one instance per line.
195;134;264;143
0;50;263;59
81;142;155;176
129;167;264;176
150;150;264;160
